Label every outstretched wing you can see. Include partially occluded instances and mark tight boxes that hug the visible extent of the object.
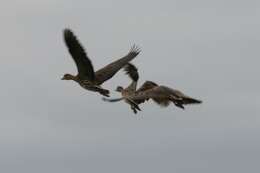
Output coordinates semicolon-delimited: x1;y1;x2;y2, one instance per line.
63;29;95;81
102;97;124;102
95;45;141;85
102;97;141;111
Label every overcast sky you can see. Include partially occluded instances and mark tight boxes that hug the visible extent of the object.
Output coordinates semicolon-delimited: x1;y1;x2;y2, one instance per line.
0;0;260;173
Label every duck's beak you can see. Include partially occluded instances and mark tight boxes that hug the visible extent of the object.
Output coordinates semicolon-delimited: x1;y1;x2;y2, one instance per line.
61;76;65;80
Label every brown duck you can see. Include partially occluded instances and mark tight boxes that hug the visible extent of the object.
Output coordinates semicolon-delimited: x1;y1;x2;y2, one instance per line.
103;63;202;113
103;63;141;113
62;29;141;97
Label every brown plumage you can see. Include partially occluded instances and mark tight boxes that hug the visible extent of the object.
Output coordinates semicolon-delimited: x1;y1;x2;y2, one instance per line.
102;63;202;113
103;63;141;113
62;29;141;97
130;82;202;109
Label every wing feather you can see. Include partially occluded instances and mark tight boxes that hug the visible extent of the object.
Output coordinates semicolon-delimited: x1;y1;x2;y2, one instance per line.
95;45;141;85
63;29;95;81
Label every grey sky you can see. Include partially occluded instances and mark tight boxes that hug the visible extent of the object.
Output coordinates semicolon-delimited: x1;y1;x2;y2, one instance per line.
0;0;260;173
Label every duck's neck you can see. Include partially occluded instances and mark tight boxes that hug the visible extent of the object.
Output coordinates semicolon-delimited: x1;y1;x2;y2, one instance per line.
71;75;80;82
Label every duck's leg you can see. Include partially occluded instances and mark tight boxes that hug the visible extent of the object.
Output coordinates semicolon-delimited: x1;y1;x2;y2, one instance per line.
131;106;138;114
98;88;110;97
130;104;142;114
174;102;185;109
126;98;141;111
169;95;185;109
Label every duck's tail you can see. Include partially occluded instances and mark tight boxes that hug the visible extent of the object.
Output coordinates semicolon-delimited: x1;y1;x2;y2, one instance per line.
182;97;202;104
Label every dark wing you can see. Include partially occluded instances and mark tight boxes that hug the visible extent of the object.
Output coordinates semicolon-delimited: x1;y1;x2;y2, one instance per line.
124;63;139;82
123;63;139;93
63;29;95;81
95;45;141;85
102;97;124;102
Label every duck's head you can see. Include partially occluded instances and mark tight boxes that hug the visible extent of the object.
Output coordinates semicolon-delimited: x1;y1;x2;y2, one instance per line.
61;74;75;80
115;86;124;92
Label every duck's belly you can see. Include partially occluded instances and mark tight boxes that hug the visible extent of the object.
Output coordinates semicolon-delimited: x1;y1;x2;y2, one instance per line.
78;80;101;92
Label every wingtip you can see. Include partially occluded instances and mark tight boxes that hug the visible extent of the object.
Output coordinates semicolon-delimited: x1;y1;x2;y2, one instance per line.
192;98;203;104
63;28;74;38
63;28;71;33
129;44;141;54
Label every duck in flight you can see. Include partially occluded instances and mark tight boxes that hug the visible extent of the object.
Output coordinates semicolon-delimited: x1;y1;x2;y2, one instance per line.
103;63;202;113
104;63;141;113
62;29;141;97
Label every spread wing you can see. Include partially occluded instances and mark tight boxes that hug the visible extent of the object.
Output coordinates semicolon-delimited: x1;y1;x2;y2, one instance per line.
63;29;95;81
95;45;141;85
102;97;124;102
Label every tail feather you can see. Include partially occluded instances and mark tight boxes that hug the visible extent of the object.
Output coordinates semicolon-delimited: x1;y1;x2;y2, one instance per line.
182;97;202;104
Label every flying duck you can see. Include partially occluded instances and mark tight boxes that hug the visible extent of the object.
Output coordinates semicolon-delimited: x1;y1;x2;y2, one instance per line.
62;29;141;97
114;63;141;113
103;63;202;113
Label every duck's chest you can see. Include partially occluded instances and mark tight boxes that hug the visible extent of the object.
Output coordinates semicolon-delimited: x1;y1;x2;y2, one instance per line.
121;90;130;97
121;90;134;105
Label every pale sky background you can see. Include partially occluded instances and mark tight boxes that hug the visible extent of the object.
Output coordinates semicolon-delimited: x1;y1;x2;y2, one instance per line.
0;0;260;173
